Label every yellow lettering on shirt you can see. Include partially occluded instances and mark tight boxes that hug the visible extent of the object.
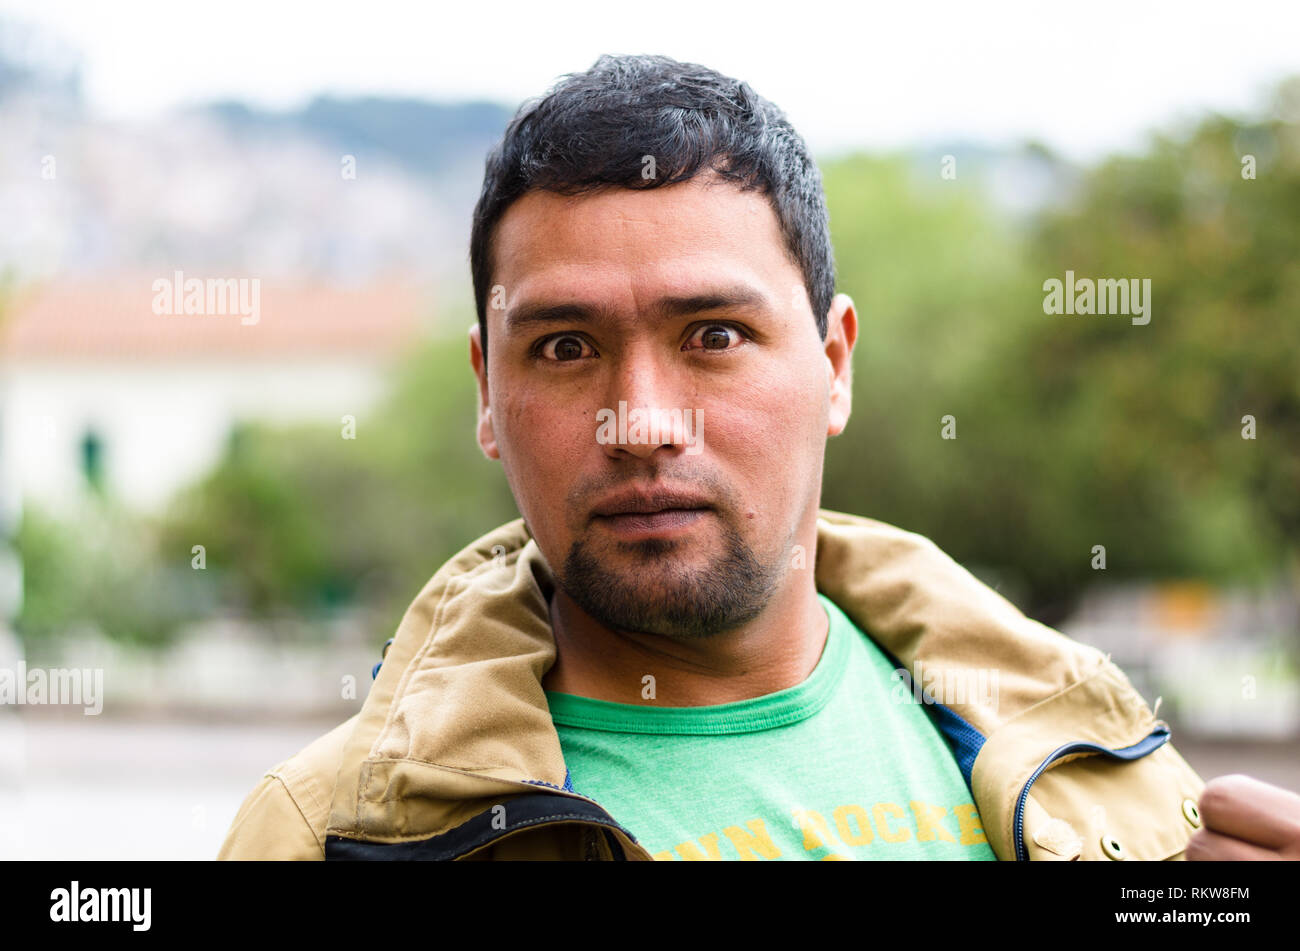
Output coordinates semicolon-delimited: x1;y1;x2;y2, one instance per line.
723;819;782;860
953;803;989;845
673;833;723;861
873;802;911;842
793;808;835;851
910;801;957;843
832;804;874;845
650;799;985;860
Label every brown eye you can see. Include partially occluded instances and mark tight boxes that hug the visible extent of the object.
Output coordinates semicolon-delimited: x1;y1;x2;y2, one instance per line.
686;324;745;352
542;335;593;361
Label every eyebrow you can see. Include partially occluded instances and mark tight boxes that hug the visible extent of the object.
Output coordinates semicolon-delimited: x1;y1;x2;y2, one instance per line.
504;285;772;333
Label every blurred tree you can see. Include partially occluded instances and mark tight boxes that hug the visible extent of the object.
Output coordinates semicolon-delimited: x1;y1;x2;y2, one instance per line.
15;501;206;652
155;330;519;642
822;83;1300;624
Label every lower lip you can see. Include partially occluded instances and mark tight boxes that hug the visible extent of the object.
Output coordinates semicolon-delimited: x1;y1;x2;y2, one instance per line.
596;508;710;540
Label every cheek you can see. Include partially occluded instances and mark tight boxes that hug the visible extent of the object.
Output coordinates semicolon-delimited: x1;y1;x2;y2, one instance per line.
509;397;596;460
703;378;821;505
496;390;591;508
708;368;820;456
500;385;552;444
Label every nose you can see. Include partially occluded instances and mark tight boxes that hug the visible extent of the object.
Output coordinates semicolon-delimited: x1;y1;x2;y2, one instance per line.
597;347;697;461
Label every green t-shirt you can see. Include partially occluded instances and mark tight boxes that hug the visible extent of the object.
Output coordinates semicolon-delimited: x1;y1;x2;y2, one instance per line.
546;594;997;861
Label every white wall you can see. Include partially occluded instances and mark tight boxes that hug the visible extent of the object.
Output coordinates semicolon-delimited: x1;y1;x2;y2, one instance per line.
0;358;392;515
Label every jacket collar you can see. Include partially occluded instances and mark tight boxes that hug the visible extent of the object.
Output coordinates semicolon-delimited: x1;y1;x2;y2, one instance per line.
324;509;1160;860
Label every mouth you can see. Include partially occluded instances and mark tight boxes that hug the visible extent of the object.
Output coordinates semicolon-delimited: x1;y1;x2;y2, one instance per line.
594;507;711;539
590;488;714;539
591;488;713;519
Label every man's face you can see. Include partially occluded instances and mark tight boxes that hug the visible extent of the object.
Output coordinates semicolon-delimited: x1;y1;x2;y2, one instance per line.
469;173;856;640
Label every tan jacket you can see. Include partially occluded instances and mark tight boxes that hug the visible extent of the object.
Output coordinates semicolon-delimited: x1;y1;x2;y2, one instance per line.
218;509;1206;861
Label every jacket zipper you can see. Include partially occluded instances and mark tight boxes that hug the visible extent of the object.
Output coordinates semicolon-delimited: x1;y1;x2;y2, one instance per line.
1012;725;1171;861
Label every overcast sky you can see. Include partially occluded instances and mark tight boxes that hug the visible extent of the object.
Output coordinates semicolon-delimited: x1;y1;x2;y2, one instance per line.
4;0;1297;160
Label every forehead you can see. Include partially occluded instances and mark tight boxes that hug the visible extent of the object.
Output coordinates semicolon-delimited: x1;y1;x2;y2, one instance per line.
491;175;796;304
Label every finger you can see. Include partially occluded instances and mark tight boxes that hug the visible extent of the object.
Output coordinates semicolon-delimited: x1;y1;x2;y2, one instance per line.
1185;826;1282;861
1198;774;1300;849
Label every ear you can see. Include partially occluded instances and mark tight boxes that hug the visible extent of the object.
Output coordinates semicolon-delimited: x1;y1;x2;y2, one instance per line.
468;322;500;460
824;293;857;437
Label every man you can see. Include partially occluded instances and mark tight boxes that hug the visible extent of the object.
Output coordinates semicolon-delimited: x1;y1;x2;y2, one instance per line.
219;54;1300;861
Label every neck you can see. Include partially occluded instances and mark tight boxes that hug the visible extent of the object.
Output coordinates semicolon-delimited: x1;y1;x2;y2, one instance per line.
541;569;828;707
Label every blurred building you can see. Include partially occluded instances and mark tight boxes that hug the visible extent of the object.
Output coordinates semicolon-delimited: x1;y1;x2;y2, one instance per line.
0;276;432;515
1060;580;1300;739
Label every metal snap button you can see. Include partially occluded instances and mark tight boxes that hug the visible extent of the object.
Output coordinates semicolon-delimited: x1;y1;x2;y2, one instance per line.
1100;834;1125;860
1182;798;1201;828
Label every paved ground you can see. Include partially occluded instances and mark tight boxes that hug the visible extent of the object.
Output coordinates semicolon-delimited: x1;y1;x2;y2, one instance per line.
0;713;336;860
2;712;1296;860
1170;737;1300;791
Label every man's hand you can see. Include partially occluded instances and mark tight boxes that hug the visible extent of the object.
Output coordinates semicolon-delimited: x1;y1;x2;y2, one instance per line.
1185;773;1300;860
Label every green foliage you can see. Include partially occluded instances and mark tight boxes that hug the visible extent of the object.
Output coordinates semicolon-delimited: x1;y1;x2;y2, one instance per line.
822;90;1300;619
155;331;519;640
15;501;208;651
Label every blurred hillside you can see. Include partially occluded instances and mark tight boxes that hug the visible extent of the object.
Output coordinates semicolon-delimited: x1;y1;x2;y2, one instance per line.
0;20;513;288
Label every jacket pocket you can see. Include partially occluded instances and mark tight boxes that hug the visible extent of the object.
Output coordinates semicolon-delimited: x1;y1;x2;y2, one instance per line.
1019;736;1207;861
970;659;1208;861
